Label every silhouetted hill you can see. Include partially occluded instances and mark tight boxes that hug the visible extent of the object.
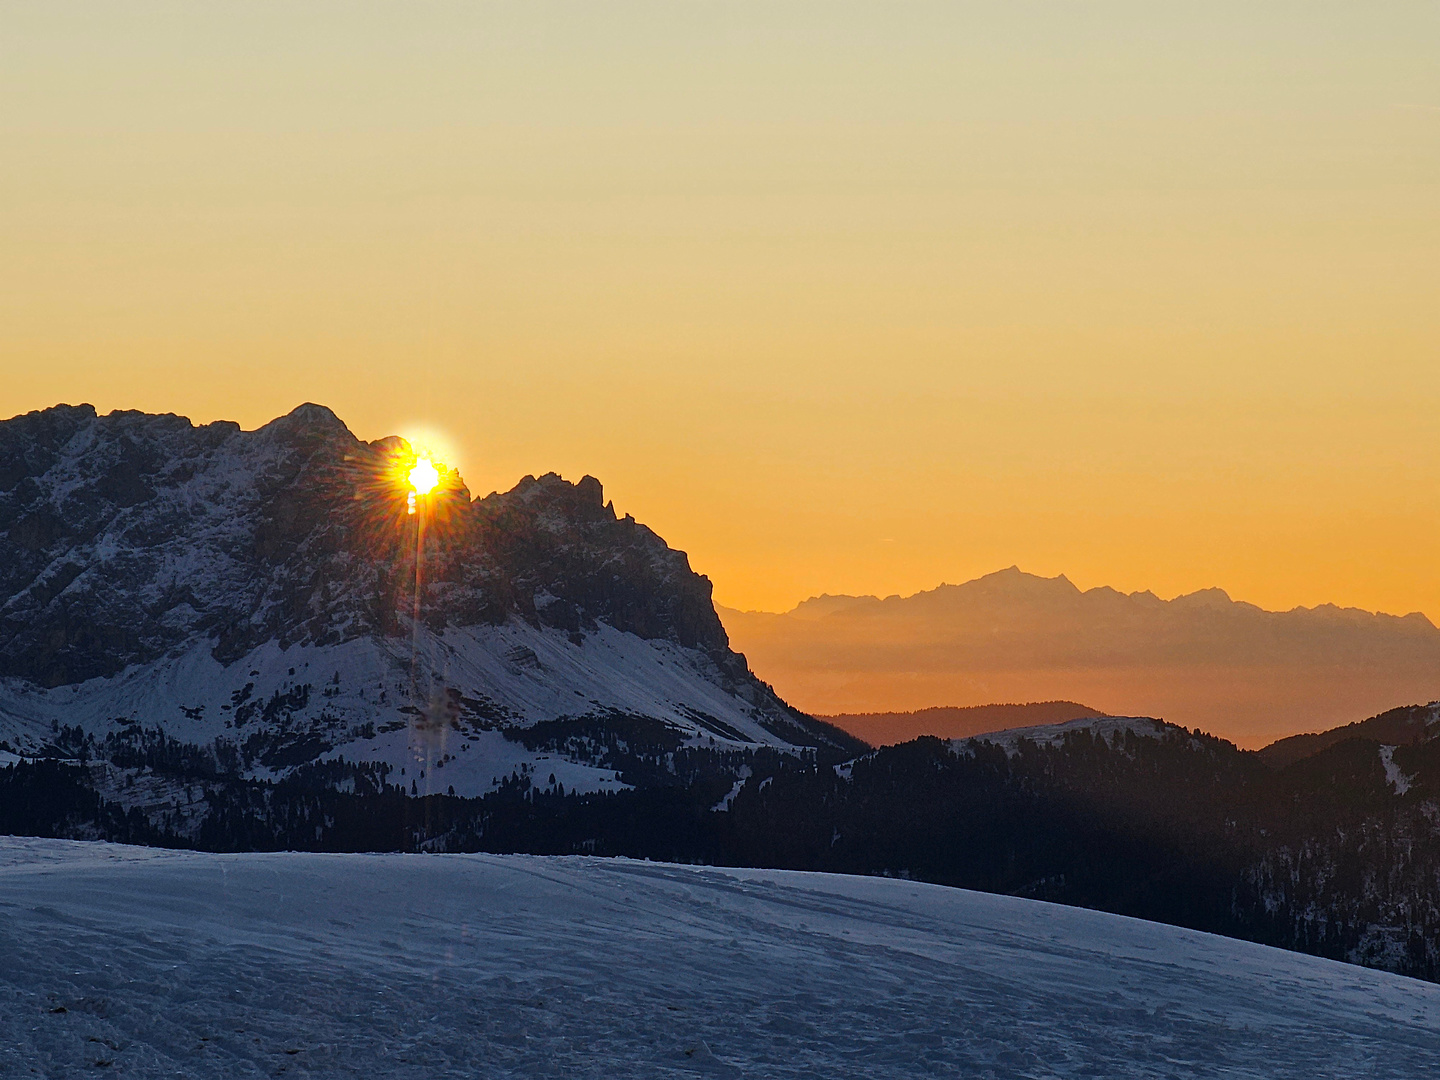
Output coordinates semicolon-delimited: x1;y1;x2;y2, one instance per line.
719;567;1440;747
1258;703;1440;769
820;701;1105;746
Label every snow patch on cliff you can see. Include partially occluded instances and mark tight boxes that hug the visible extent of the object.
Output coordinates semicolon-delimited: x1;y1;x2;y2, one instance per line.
1380;744;1413;795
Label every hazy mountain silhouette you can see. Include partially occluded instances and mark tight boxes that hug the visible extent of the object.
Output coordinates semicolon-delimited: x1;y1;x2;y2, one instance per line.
819;701;1105;747
719;567;1440;747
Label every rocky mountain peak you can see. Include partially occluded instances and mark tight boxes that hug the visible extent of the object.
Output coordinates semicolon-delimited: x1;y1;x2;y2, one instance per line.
472;470;727;654
0;404;737;684
259;401;351;439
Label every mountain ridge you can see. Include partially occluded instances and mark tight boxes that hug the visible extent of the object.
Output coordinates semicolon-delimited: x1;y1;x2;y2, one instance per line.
1257;702;1440;769
740;566;1434;626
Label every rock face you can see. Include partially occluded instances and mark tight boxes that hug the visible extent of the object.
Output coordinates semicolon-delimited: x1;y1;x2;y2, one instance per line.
0;403;729;682
0;403;860;790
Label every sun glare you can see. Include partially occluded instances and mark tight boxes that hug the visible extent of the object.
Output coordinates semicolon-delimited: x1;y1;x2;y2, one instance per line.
408;458;440;496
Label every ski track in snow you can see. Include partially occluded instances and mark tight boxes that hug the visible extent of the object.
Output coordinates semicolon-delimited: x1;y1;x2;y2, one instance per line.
2;840;1438;1078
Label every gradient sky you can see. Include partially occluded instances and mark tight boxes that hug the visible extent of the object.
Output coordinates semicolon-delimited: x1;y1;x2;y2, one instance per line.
4;3;1438;616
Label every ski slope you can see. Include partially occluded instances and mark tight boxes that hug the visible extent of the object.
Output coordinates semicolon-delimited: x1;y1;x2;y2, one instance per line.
2;839;1438;1077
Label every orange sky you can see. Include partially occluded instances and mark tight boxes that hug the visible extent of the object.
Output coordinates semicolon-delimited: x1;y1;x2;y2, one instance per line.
3;3;1439;619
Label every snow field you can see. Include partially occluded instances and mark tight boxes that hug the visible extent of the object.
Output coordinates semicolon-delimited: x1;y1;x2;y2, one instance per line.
1;838;1438;1078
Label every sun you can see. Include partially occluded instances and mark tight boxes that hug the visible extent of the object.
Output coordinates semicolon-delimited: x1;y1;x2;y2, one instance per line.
408;457;440;495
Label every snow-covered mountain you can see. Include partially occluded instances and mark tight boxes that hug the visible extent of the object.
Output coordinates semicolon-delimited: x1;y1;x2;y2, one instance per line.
4;838;1437;1077
0;403;858;796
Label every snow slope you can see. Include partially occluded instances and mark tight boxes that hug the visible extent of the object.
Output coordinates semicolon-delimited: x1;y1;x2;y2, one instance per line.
0;618;790;797
2;839;1437;1078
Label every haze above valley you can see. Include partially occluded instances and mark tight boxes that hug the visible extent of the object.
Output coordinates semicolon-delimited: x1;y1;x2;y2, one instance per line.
719;567;1440;748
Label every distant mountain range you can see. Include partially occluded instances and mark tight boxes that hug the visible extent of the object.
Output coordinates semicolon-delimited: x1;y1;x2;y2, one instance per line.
719;568;1440;747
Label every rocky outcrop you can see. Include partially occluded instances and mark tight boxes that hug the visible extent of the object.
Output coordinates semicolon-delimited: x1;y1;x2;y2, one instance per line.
470;471;729;653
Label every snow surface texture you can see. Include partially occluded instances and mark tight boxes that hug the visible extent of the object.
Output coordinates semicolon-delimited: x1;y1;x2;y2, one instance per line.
2;839;1438;1078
